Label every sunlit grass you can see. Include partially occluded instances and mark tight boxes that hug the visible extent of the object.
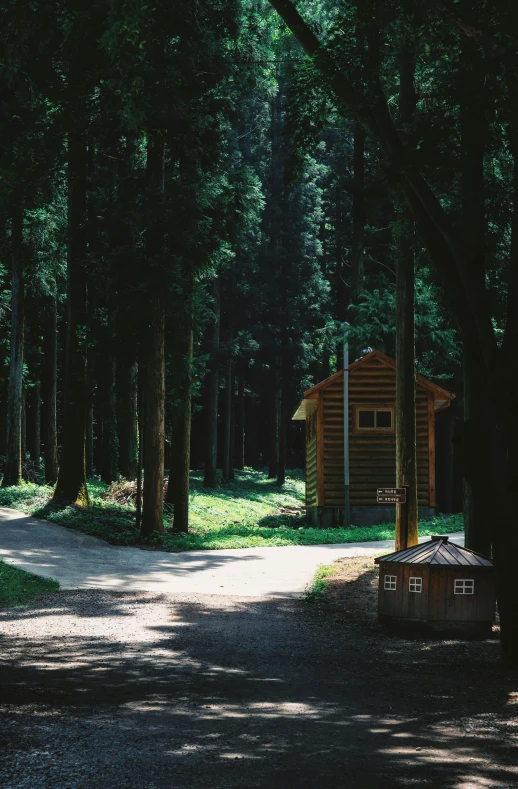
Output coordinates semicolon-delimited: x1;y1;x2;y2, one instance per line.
0;559;59;607
0;469;464;552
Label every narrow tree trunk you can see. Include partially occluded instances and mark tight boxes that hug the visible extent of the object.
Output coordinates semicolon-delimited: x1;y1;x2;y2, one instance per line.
3;206;25;488
204;277;220;487
136;360;144;531
86;405;94;478
141;293;165;536
222;358;233;483
350;122;366;301
459;35;489;553
52;126;89;505
117;359;138;479
166;281;194;533
140;133;165;536
29;382;41;471
277;357;289;487
395;204;418;550
394;43;418;551
235;361;246;471
267;358;280;478
99;349;118;485
42;294;58;485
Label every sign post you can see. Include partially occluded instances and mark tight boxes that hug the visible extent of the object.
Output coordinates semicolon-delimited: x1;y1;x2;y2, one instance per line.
377;487;409;549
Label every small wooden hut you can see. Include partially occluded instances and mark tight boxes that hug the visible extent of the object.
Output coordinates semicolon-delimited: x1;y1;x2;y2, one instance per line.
292;350;454;527
375;536;496;636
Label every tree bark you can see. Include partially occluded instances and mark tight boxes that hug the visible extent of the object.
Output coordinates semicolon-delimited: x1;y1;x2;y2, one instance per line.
52;127;89;505
459;34;489;553
3;205;25;488
28;382;41;471
99;346;118;485
235;361;246;471
204;277;220;487
267;357;280;478
42;294;58;485
395;44;418;551
140;132;165;536
350;123;366;301
166;278;194;533
117;359;138;479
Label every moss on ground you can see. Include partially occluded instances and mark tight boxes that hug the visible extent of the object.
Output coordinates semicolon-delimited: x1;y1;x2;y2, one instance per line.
0;469;464;551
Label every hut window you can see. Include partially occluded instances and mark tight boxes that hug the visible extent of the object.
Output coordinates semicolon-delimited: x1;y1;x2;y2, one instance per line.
384;575;397;591
454;579;474;595
409;577;422;593
357;408;394;431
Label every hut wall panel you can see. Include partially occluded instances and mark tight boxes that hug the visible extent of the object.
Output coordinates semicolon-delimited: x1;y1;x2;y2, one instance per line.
305;409;317;511
321;361;431;507
427;568;496;622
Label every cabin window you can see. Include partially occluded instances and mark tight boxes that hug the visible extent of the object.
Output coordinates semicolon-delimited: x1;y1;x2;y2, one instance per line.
356;408;394;431
454;579;474;595
409;577;422;593
384;575;397;591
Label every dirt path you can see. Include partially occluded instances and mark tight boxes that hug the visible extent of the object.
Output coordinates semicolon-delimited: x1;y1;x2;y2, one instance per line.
1;576;516;788
0;507;464;596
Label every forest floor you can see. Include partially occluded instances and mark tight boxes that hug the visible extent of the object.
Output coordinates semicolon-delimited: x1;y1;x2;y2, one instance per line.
0;469;463;551
0;556;515;788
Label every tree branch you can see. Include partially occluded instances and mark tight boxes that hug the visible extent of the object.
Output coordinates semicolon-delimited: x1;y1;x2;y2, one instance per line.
267;0;497;373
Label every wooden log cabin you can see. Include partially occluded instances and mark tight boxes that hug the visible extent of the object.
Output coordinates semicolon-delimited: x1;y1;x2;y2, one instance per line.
292;350;454;527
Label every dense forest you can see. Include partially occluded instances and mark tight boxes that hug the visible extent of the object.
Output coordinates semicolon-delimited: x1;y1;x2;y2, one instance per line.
1;1;517;664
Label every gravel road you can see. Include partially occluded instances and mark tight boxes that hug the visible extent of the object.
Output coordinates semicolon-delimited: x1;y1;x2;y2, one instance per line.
1;584;515;789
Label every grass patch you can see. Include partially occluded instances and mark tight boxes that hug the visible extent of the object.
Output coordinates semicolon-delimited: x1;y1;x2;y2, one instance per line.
305;563;341;602
0;559;59;607
0;469;464;552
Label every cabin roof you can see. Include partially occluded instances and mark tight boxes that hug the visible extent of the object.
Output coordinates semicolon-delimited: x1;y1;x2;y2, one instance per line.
374;536;493;567
292;349;455;420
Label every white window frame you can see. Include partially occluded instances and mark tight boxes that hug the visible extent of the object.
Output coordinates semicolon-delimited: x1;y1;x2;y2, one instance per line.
409;577;422;593
384;575;397;591
454;579;474;595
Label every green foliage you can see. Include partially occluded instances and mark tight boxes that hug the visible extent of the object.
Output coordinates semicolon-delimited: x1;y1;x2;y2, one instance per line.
0;559;59;607
0;472;464;551
305;563;340;602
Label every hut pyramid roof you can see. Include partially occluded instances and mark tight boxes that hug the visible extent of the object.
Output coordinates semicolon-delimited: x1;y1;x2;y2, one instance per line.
374;536;493;567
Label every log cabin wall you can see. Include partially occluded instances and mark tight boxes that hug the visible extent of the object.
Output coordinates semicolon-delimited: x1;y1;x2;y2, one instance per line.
305;404;317;518
321;356;432;508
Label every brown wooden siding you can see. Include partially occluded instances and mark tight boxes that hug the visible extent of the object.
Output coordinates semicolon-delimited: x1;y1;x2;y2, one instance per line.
321;359;432;507
305;408;317;511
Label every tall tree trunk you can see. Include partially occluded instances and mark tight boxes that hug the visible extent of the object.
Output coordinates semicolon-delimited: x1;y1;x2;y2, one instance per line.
166;276;194;533
495;130;518;666
222;356;233;483
2;206;25;487
235;360;246;471
42;293;58;485
395;44;418;551
52;121;89;505
350;122;366;301
117;359;138;479
459;35;489;553
267;357;280;478
222;275;234;483
29;382;41;472
21;388;26;472
99;347;118;485
86;405;94;478
277;354;290;487
204;277;220;487
141;133;165;536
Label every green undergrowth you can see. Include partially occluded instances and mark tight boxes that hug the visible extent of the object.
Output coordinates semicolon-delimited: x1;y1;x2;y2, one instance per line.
0;469;464;552
0;559;59;607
